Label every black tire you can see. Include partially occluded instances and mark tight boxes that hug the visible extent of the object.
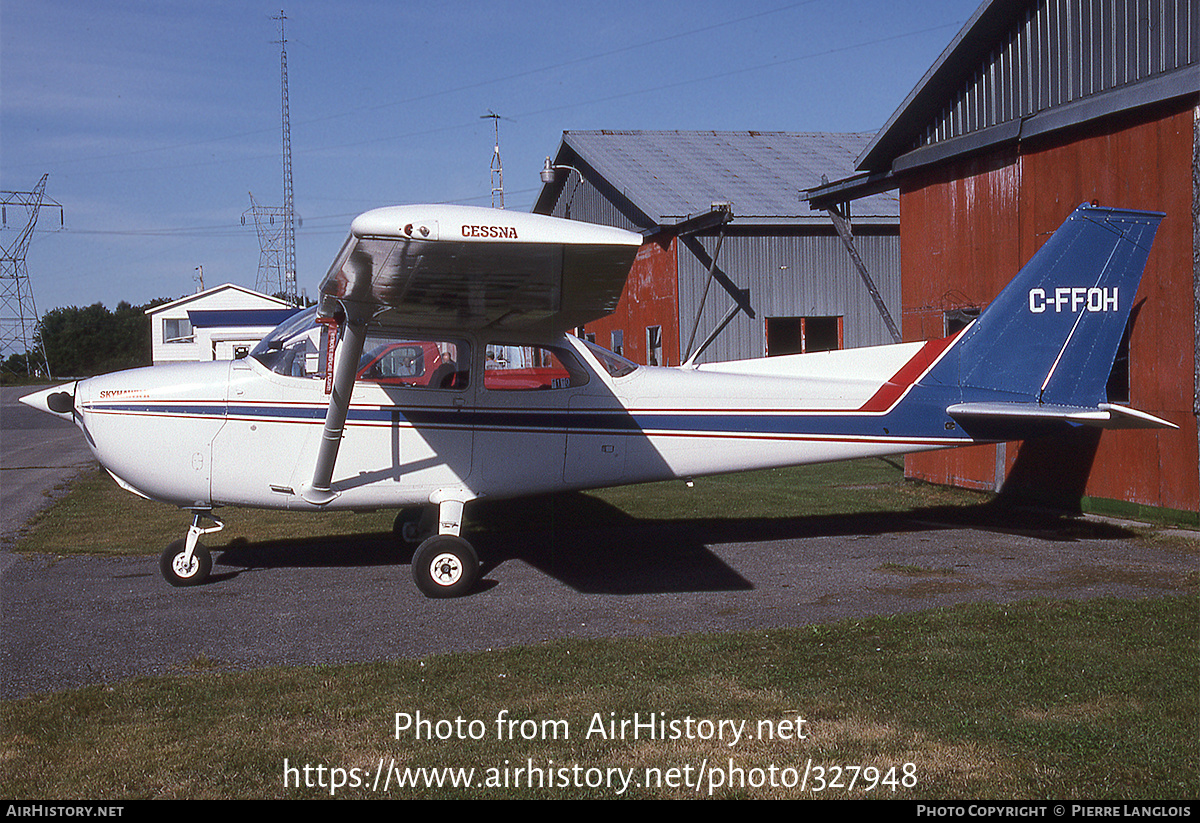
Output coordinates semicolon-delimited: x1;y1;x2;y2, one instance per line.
160;539;212;587
411;534;478;598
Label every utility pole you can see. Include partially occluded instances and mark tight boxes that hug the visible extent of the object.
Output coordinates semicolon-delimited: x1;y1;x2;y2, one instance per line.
1;175;62;377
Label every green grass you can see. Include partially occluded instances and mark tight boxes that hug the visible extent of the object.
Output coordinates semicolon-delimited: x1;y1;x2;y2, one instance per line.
5;458;1196;799
13;457;993;558
1;597;1195;799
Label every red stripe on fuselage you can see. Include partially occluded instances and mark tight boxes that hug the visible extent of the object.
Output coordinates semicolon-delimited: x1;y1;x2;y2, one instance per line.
859;333;960;413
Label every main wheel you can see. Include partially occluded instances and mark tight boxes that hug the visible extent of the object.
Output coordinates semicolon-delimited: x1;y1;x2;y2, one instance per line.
393;506;429;545
160;539;212;587
411;534;478;598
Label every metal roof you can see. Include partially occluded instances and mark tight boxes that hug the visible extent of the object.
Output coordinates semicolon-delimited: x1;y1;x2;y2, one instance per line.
535;130;899;229
805;0;1198;209
856;0;1199;173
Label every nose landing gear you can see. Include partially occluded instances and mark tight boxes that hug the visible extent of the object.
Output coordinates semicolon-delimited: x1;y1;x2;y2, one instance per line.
160;512;223;587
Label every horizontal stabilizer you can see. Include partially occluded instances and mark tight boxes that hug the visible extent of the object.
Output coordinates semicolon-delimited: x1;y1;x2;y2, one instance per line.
947;401;1177;430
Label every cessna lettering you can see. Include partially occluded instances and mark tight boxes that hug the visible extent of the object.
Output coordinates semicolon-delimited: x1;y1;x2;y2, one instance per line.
462;224;519;239
1028;286;1118;313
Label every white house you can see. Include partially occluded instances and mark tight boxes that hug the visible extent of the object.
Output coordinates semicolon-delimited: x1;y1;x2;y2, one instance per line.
146;284;300;364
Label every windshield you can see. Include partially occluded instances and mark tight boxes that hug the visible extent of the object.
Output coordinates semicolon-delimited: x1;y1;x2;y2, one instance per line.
250;306;325;378
581;339;638;378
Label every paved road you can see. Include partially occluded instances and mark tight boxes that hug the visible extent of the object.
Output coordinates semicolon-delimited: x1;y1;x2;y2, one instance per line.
0;384;95;549
2;384;1196;699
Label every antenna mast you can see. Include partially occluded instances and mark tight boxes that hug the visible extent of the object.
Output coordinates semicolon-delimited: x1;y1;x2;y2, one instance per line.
243;12;299;302
1;174;62;377
482;111;505;209
275;10;297;301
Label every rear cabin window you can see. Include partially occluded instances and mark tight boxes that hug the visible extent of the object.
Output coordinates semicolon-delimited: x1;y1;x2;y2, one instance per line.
484;344;588;391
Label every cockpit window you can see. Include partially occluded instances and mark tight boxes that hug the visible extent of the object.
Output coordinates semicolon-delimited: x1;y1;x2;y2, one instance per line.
581;339;638;378
250;306;325;378
251;309;470;389
359;336;469;390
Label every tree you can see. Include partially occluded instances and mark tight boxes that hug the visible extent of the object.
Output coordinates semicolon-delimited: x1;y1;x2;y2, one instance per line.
33;298;173;377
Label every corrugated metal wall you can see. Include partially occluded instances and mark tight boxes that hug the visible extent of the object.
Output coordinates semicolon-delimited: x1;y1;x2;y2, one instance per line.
544;169;648;234
917;0;1198;148
677;230;902;364
544;166;902;366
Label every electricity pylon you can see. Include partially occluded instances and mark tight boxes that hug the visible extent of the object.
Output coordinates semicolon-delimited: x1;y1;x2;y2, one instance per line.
1;175;62;377
242;192;288;297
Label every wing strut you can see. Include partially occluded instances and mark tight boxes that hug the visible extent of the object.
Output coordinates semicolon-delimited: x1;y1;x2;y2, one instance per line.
302;309;369;505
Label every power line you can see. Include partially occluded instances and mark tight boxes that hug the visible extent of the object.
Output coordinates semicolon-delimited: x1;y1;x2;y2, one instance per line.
6;1;822;176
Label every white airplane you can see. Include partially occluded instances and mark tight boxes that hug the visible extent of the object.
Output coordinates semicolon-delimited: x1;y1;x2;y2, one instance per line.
21;202;1176;597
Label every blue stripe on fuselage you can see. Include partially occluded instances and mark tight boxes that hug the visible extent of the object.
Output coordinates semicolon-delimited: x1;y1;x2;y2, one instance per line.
86;391;969;443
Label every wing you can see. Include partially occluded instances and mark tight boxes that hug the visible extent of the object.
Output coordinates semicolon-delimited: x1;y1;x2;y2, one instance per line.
318;204;642;333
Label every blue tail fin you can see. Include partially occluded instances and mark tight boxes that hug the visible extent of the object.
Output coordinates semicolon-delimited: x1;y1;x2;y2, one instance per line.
923;203;1163;410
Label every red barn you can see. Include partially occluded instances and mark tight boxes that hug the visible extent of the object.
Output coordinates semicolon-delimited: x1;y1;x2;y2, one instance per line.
809;0;1198;523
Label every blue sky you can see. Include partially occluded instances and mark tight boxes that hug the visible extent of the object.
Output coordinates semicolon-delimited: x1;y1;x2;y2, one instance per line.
1;0;980;328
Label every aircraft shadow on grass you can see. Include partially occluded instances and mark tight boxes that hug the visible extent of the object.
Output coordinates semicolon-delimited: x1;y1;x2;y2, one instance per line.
210;491;1139;596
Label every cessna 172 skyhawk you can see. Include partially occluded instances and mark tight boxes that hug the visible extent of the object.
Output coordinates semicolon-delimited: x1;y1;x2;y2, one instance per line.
21;202;1175;597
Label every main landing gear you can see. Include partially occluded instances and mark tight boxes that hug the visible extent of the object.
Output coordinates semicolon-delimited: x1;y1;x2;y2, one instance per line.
156;501;481;597
160;512;223;587
411;534;479;598
404;497;480;598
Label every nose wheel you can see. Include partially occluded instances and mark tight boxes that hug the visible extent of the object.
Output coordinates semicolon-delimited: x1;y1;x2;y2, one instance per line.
160;539;212;586
160;512;223;587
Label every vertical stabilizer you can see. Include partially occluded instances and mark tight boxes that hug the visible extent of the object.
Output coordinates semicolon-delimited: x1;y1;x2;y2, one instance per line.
922;203;1163;409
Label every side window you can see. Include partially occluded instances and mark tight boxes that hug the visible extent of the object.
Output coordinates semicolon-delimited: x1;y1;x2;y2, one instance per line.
358;336;470;389
164;317;192;344
484;344;588;391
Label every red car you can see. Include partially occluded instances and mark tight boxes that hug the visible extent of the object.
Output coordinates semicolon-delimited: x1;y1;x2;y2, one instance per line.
357;341;465;389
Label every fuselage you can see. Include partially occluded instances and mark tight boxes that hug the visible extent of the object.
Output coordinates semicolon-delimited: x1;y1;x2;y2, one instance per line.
26;324;973;513
14;203;1167;598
